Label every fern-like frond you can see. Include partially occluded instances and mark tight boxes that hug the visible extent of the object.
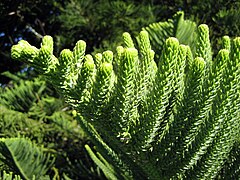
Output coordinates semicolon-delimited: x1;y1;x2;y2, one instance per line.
0;105;47;142
143;11;196;57
0;138;55;180
0;78;46;112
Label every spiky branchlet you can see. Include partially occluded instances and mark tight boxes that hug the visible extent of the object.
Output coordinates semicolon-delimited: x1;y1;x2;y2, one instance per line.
221;35;231;50
0;138;54;180
136;31;156;101
72;54;96;111
156;49;229;178
36;36;59;74
94;53;103;68
158;56;205;162
122;32;135;48
66;40;87;87
90;52;114;132
11;40;39;63
56;49;74;90
140;37;180;149
11;23;240;179
175;50;231;177
185;43;239;179
195;24;212;75
114;48;138;139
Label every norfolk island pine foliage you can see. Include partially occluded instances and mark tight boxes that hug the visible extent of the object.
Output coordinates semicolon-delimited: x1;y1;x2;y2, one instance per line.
3;11;240;179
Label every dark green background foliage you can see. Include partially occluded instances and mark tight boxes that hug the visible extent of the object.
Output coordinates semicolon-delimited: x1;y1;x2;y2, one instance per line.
0;0;65;84
56;0;157;52
0;73;104;179
1;0;240;83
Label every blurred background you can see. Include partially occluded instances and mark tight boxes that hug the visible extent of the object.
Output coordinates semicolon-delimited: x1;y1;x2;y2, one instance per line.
1;0;240;84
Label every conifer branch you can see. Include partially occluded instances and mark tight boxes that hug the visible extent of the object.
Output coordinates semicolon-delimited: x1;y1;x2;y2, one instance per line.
10;13;240;179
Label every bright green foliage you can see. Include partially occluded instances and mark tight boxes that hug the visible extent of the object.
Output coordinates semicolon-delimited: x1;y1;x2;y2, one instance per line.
195;24;212;76
11;19;240;179
221;36;231;50
0;138;53;180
